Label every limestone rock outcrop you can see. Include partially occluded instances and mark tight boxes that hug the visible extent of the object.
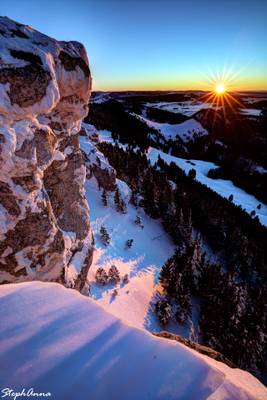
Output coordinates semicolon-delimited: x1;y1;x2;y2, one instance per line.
80;122;117;191
0;17;93;289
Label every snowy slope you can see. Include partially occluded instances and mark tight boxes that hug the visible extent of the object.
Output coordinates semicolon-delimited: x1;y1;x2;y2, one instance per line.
134;113;207;142
148;148;267;227
85;177;176;331
80;131;198;337
0;282;266;400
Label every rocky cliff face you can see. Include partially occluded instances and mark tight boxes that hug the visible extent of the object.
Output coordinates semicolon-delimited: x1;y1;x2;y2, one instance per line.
0;17;93;290
80;122;117;191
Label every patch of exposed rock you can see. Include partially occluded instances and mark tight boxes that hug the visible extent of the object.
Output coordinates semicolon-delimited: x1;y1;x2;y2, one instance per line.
153;331;236;368
80;122;116;191
0;17;93;289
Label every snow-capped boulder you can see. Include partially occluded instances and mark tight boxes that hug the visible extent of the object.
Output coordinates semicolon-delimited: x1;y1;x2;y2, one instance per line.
0;17;93;289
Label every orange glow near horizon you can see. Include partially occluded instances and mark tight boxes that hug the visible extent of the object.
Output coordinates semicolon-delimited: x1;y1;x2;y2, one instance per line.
92;60;267;92
93;72;267;92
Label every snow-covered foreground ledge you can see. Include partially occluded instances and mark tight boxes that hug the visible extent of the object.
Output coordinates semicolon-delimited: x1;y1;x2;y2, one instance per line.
148;148;267;227
0;282;266;400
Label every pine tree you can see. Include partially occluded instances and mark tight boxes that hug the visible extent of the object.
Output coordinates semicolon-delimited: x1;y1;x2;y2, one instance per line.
95;267;108;285
101;189;108;206
114;187;127;214
96;156;101;166
122;274;129;284
114;187;120;210
100;225;110;246
189;234;204;289
120;197;127;214
176;208;192;246
125;239;133;249
130;190;138;207
188;168;196;179
155;299;172;325
175;295;191;324
108;265;120;284
134;215;144;228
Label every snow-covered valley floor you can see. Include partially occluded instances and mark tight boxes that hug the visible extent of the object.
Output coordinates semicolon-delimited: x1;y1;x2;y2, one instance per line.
144;100;214;116
81;125;267;338
134;113;208;142
85;177;178;332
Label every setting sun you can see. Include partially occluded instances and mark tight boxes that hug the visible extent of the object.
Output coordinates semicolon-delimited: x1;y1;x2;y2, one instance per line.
215;83;226;94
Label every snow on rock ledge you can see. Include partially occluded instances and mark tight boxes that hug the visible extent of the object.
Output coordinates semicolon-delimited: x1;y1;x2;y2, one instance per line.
0;17;93;288
80;122;117;191
0;281;266;400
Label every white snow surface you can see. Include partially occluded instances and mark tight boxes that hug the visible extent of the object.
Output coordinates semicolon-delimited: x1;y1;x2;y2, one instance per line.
242;96;267;104
85;177;176;332
80;134;113;173
134;113;207;142
90;92;111;104
0;281;266;400
239;108;262;117
148;148;267;227
145;101;214;116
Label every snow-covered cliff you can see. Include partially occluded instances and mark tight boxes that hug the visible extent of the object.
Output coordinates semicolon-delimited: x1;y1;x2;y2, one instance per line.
0;17;93;289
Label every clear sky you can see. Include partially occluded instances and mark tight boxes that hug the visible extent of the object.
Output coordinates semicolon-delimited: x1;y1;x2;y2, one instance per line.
1;0;267;91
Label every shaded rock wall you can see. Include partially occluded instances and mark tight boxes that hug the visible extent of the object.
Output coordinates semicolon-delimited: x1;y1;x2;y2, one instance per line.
0;17;93;289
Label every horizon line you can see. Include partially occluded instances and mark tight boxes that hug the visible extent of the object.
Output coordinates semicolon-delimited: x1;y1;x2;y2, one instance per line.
91;89;267;93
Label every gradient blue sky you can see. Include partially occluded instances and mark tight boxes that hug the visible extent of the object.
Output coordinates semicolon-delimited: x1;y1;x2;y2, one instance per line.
1;0;267;90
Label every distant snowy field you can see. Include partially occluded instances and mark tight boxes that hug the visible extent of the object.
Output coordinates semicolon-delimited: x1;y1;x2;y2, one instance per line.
148;148;267;227
242;96;267;104
134;113;208;142
1;282;266;400
239;108;262;117
145;101;213;116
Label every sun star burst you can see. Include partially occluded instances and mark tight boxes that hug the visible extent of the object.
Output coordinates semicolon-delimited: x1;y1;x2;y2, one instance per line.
215;83;226;94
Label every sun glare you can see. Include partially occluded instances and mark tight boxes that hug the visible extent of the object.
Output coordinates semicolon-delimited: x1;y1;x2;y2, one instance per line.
198;69;244;121
215;83;226;94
